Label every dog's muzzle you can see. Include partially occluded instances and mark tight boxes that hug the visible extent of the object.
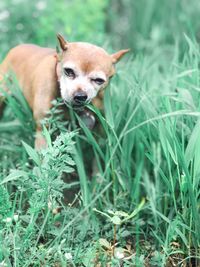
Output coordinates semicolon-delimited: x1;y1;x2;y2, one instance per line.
73;91;88;107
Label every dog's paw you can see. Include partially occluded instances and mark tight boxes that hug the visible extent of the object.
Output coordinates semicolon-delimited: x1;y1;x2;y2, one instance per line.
35;134;47;150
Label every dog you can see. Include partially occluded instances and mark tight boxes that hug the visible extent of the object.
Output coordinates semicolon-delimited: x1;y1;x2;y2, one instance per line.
0;34;129;149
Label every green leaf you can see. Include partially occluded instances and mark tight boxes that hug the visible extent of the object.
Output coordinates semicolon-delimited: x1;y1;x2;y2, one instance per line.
99;238;111;249
122;198;145;223
93;208;112;220
42;125;52;148
22;141;41;166
115;211;129;217
0;170;28;185
111;215;121;225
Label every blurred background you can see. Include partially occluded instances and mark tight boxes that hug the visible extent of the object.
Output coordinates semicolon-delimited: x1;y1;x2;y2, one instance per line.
1;0;200;58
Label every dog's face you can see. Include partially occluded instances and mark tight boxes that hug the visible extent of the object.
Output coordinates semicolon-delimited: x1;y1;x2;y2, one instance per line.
56;34;129;107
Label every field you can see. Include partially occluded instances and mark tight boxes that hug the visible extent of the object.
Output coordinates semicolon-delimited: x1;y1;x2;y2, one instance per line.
0;0;200;266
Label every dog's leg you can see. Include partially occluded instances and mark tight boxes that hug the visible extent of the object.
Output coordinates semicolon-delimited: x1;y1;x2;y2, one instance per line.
0;97;5;117
0;71;7;118
33;101;52;150
34;124;47;150
32;83;58;149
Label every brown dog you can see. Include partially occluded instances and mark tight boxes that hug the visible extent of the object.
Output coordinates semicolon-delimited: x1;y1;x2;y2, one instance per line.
0;34;129;148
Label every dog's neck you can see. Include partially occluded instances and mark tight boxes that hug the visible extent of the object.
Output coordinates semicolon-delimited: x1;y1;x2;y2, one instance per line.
55;57;62;97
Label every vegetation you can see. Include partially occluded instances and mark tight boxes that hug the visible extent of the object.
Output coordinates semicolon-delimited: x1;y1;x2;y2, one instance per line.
0;0;200;266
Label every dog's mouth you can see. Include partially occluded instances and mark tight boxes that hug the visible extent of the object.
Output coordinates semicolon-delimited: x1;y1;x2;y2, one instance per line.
64;100;89;111
72;102;86;108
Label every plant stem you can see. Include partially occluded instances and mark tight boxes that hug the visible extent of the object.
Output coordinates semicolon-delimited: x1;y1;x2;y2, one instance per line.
112;224;117;257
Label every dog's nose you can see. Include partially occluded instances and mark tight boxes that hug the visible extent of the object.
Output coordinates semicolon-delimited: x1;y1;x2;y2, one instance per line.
73;92;87;104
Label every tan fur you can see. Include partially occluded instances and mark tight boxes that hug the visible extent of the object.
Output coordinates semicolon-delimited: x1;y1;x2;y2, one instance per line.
0;35;129;149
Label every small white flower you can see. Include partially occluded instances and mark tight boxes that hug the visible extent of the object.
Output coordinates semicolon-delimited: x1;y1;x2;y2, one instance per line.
64;252;72;260
0;11;10;21
0;260;7;267
13;214;19;222
36;1;46;10
114;248;125;259
48;201;52;209
3;217;12;223
60;239;66;245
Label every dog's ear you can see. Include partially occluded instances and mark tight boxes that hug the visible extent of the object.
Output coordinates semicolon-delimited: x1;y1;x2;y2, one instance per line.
57;33;68;51
111;49;130;64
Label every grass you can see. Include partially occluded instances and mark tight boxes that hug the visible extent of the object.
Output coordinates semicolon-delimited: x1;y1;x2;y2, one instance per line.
1;32;200;267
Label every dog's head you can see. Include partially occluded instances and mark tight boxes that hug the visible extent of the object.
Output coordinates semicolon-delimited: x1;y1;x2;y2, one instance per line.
56;34;129;107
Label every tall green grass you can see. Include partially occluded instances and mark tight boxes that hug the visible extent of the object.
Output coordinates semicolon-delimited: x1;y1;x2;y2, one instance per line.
72;35;200;265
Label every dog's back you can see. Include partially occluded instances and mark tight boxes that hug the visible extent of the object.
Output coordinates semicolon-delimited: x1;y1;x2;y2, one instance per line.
0;44;57;108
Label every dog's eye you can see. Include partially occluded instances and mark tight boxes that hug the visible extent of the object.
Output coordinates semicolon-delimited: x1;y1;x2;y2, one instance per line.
92;78;105;85
64;68;75;78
